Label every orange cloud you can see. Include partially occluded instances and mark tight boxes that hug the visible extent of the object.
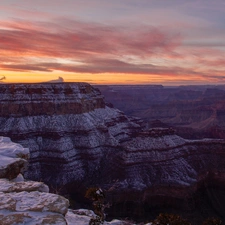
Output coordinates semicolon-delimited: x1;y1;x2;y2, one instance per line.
0;19;181;66
0;18;225;85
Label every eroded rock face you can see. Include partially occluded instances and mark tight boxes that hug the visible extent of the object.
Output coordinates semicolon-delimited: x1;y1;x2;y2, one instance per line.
0;137;29;180
0;179;49;193
0;210;68;225
0;191;68;215
0;82;105;116
0;137;69;225
0;83;143;187
97;85;225;139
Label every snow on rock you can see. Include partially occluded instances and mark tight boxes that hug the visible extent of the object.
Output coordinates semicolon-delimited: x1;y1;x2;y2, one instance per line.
65;209;139;225
0;137;29;158
0;191;69;215
0;136;69;225
11;173;25;182
1;83;225;220
0;179;49;193
0;137;29;180
0;210;67;225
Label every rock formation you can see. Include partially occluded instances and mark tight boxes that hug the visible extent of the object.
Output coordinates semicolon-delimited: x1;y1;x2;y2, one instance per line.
0;136;69;225
97;85;225;139
0;136;149;225
0;83;225;223
0;83;143;187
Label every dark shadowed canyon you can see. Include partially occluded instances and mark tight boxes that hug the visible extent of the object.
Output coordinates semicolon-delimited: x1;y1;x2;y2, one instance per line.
96;85;225;140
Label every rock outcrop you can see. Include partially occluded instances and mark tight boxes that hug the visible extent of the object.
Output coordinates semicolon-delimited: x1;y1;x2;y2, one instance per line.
0;83;225;223
66;209;137;225
0;137;29;180
0;136;69;225
0;136;150;225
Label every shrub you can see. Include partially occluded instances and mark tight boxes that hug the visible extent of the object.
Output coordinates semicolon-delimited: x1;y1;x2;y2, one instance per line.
202;217;222;225
152;213;190;225
85;187;105;225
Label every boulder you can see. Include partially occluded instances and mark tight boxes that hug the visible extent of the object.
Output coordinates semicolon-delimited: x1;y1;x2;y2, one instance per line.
0;191;69;215
0;137;29;180
0;178;49;193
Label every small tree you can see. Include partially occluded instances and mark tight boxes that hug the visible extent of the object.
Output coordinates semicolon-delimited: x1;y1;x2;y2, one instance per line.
152;213;191;225
85;187;106;225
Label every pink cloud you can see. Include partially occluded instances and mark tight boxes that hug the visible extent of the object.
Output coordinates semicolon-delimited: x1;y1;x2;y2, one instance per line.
0;18;224;84
0;19;181;59
198;58;225;67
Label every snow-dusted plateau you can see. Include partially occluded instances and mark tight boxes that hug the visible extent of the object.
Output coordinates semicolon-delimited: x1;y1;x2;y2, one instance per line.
1;136;150;224
0;82;225;223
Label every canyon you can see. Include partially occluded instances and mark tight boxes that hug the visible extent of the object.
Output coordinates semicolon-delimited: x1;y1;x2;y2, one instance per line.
0;83;225;224
0;136;132;224
0;136;69;224
97;85;225;139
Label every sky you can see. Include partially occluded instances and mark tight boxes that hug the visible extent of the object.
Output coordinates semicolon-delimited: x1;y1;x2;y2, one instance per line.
0;0;225;85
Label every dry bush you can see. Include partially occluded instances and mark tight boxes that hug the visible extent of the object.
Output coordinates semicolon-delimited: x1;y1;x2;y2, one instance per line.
152;213;190;225
202;217;222;225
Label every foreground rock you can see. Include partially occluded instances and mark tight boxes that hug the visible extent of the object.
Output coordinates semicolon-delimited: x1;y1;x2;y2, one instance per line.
0;137;69;225
66;209;152;225
0;137;141;225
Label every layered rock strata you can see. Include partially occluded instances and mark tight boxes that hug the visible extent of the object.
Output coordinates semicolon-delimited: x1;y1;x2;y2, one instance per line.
0;136;150;225
0;83;225;222
0;136;69;225
0;83;143;187
97;85;225;139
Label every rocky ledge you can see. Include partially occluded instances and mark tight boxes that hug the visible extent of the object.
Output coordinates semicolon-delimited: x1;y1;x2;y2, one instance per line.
0;137;70;225
0;136;150;225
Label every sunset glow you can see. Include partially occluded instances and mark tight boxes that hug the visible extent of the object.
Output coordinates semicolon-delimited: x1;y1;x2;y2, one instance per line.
0;0;225;85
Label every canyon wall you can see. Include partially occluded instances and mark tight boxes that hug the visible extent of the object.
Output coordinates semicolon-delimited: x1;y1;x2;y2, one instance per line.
0;83;225;223
0;136;69;225
97;85;225;139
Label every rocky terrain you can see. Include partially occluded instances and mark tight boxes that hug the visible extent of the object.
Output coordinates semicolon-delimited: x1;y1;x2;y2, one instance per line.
0;83;225;224
0;136;69;224
96;85;225;139
0;136;137;224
